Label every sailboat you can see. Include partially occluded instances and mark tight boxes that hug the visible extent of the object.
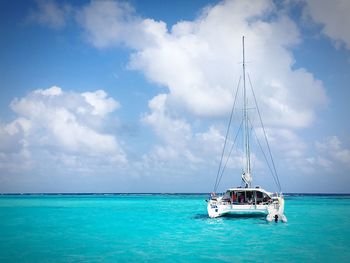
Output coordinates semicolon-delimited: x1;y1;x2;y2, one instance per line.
207;36;287;222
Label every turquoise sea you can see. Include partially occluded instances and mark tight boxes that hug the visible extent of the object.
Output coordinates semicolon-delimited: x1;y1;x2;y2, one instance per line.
0;194;349;262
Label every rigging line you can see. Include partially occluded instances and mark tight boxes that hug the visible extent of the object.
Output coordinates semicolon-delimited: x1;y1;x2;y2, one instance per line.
247;73;282;191
249;118;280;191
215;118;244;192
213;76;242;192
248;73;281;191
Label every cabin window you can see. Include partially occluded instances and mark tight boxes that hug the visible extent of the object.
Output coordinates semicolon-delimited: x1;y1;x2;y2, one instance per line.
237;192;245;203
246;191;252;199
256;191;263;199
263;193;271;203
245;191;253;204
255;191;271;204
222;191;231;201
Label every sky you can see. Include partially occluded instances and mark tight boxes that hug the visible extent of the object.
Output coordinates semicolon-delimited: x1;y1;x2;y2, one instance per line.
0;0;349;193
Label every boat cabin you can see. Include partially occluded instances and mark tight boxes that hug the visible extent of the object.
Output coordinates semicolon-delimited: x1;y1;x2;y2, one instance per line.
221;188;273;205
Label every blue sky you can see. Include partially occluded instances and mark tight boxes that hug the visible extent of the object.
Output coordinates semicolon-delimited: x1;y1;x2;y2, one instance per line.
0;0;349;193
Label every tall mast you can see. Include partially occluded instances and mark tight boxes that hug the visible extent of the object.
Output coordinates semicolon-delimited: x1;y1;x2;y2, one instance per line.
242;36;251;187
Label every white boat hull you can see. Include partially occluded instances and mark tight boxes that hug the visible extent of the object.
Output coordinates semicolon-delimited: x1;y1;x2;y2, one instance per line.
207;202;268;218
208;195;287;223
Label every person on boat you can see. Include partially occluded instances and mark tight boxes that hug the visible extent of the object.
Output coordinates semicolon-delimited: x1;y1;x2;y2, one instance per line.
246;191;253;204
239;194;244;203
231;192;237;204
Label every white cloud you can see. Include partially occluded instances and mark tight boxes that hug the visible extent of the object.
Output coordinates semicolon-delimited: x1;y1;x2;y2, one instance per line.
316;136;350;166
0;86;126;174
296;136;350;175
82;90;120;116
141;94;194;162
142;94;192;148
261;128;307;158
305;0;350;49
27;0;72;29
315;156;333;169
116;0;326;127
76;0;328;125
0;119;29;153
76;0;329;180
34;85;62;96
76;0;143;48
141;94;250;176
0;119;33;173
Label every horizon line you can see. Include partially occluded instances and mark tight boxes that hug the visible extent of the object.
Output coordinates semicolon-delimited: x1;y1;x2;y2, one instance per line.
1;192;349;195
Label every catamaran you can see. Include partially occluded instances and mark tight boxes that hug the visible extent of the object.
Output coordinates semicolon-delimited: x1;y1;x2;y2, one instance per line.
207;37;287;222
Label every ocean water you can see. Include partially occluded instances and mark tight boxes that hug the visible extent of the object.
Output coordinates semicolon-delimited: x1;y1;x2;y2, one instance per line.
0;194;349;262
